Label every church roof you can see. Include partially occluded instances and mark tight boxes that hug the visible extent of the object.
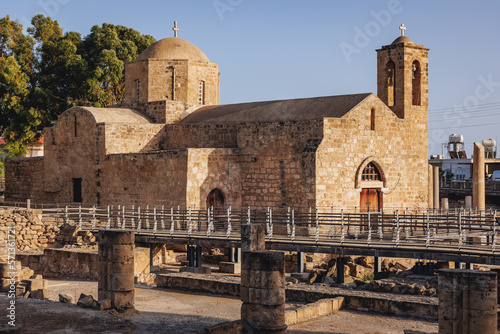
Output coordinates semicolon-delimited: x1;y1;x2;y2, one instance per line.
180;93;372;124
136;37;210;62
391;35;414;45
67;106;153;124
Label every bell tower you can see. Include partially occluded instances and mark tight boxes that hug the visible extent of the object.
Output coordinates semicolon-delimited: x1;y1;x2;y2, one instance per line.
376;24;429;121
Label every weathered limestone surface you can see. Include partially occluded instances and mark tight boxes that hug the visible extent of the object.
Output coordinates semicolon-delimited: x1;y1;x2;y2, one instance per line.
5;34;429;210
438;269;497;334
98;230;135;312
17;247;150;282
473;142;485;210
241;251;287;334
0;210;61;261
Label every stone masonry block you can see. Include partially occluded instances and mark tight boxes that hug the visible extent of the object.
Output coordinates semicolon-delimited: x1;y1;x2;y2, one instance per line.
98;230;134;245
111;244;134;263
110;273;135;292
242;251;284;272
284;310;298;325
241;302;286;330
241;224;265;252
110;290;135;309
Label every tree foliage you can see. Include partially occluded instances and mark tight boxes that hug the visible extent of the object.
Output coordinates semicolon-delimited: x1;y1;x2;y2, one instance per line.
0;15;155;156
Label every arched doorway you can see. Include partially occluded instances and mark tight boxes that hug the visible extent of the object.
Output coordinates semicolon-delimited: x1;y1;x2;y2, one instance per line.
359;162;383;212
206;188;225;210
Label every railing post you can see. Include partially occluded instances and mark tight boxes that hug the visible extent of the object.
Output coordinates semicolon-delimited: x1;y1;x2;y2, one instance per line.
121;205;126;229
161;205;165;230
145;205;150;229
78;204;82;228
188;207;193;237
137;206;141;231
92;205;96;230
65;205;69;225
153;207;157;234
131;204;135;229
367;211;372;245
268;207;273;239
395;210;400;247
340;209;345;245
329;207;335;238
106;205;111;229
170;207;174;236
493;210;497;253
308;207;312;236
117;205;121;228
291;209;295;242
286;207;291;236
315;210;319;243
226;206;232;239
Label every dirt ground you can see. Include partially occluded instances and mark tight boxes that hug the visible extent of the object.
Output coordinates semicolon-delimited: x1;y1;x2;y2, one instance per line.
0;278;442;334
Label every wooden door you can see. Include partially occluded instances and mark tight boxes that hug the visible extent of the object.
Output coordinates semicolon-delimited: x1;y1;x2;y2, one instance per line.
360;188;382;212
206;188;225;210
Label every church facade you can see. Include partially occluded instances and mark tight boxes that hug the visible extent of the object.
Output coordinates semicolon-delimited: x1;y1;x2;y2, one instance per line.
5;31;429;211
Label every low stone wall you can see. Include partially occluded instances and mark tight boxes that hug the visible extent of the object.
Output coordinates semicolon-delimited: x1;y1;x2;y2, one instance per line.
17;248;98;279
285;297;344;325
17;247;151;281
0;209;62;262
157;272;439;321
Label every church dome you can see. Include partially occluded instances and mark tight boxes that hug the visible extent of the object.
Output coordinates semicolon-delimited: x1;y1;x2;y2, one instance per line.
136;37;210;62
391;35;414;45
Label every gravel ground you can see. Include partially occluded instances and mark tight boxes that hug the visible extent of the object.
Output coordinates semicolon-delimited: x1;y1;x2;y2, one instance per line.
0;278;449;334
288;310;438;334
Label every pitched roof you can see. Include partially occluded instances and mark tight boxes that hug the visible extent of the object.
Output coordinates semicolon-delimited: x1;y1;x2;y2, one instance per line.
180;93;372;124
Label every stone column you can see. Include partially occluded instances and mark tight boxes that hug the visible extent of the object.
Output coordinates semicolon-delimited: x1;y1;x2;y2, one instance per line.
438;269;497;334
473;142;485;211
241;251;286;333
433;165;440;210
240;223;286;333
241;223;266;252
441;198;449;213
428;164;434;209
98;230;135;313
465;196;472;210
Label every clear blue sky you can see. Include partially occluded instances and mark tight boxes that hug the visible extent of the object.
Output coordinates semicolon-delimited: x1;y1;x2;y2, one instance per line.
3;0;500;156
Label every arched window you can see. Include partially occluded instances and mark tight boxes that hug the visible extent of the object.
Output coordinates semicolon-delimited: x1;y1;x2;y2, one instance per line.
206;188;225;209
361;162;381;181
412;60;421;106
198;80;205;105
386;60;396;106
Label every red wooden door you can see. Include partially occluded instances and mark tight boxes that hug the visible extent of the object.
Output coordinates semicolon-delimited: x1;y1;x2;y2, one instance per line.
360;188;382;212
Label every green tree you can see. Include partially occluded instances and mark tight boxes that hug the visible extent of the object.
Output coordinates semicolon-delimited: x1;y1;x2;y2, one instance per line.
0;15;155;155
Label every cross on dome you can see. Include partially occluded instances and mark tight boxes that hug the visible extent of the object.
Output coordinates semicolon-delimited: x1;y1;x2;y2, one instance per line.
399;24;406;36
172;21;179;38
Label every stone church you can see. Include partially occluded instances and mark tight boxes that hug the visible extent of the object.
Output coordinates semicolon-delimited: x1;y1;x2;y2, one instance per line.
6;28;429;211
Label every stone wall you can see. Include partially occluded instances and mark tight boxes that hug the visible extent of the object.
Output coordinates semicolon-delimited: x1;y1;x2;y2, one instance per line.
124;58;219;110
17;247;151;281
4;158;44;203
0;210;61;261
100;150;188;206
160;123;238;149
186;148;241;209
104;123;164;154
237;120;322;209
316;94;428;209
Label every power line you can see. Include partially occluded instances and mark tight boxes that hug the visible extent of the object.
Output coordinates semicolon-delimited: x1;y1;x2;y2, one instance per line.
429;121;500;130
